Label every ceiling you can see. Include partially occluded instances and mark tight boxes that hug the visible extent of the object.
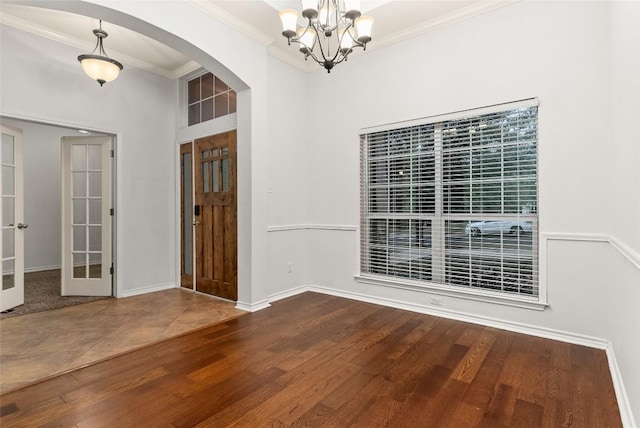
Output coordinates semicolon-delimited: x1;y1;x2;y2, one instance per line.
0;0;511;79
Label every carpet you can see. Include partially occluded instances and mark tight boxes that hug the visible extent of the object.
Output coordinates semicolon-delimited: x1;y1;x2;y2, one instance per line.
0;269;111;319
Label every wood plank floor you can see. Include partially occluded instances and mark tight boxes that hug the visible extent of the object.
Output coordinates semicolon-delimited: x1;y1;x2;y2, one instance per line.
0;292;621;427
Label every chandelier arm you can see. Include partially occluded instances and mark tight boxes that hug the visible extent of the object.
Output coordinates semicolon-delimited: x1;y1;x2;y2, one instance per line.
313;24;332;64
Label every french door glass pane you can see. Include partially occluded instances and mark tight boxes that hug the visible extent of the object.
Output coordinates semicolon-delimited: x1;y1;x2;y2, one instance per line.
88;145;102;170
2;197;14;226
73;172;86;197
2;165;14;196
88;226;101;251
89;199;101;224
1;134;14;164
72;145;86;170
73;253;86;278
2;229;14;258
88;172;101;197
73;226;86;252
89;260;102;279
2;259;14;291
73;199;86;224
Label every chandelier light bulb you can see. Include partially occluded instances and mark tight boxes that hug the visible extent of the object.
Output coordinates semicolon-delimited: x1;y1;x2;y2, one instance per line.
278;9;299;39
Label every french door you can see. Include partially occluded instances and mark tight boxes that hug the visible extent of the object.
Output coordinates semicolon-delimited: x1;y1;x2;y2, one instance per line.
0;125;25;311
180;131;237;301
61;136;112;296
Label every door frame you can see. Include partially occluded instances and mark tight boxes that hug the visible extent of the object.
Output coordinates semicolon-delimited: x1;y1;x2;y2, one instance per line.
0;115;120;297
175;123;237;296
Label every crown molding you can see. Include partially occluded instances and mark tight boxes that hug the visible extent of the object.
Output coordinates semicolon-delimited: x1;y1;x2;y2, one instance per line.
186;0;274;47
369;0;518;54
171;60;202;80
0;12;189;80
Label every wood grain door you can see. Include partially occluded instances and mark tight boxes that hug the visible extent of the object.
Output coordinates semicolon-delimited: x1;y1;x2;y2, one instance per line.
194;131;237;301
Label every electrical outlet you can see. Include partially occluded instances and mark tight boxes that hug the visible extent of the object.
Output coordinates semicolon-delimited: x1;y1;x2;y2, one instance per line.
287;262;293;273
431;297;443;306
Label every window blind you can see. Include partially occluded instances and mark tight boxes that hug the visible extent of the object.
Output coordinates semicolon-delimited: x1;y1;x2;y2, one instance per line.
360;102;538;298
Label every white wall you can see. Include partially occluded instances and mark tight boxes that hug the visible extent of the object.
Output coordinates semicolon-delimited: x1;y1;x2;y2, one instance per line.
303;1;639;424
265;55;311;296
609;1;640;254
1;24;178;294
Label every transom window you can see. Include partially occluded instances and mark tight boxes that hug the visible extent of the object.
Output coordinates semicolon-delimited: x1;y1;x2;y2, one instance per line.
360;101;538;300
187;72;237;126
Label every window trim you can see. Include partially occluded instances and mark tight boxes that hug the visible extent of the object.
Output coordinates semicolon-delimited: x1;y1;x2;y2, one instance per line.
358;98;545;310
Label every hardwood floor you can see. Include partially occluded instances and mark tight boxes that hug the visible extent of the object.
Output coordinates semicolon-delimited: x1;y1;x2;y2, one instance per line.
0;292;621;427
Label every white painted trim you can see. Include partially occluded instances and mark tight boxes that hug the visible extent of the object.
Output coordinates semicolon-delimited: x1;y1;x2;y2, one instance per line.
369;1;517;55
235;299;270;313
606;346;637;428
354;274;547;311
267;224;358;232
544;232;640;271
186;1;273;47
120;282;176;298
23;264;61;274
268;285;311;303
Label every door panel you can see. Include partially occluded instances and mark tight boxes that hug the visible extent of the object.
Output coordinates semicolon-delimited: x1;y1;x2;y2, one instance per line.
61;136;112;296
194;131;237;301
0;125;24;311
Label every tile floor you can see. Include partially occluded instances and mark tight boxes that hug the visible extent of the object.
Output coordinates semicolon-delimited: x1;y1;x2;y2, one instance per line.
0;288;245;394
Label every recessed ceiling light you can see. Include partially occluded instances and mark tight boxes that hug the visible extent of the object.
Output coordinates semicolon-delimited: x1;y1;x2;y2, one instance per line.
77;129;90;134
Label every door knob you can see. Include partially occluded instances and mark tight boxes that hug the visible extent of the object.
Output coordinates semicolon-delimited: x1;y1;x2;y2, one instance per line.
193;220;200;226
17;223;28;229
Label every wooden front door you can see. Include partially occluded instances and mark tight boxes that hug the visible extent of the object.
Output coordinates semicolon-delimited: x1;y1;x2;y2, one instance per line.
193;131;237;301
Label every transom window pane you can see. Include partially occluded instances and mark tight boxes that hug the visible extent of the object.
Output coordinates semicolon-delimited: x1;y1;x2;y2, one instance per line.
187;72;237;126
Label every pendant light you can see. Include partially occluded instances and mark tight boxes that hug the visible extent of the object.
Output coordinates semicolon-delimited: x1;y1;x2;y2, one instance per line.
78;20;123;86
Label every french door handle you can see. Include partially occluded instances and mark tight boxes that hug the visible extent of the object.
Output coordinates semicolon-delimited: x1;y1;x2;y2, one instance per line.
17;223;28;230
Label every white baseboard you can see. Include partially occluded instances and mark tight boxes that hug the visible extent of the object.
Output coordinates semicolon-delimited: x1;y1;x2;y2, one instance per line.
606;346;637;428
24;265;61;274
302;284;609;348
235;298;270;312
266;284;634;428
268;286;311;303
120;282;176;298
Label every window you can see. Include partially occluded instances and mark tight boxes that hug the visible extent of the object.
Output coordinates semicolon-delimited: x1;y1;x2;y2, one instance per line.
187;72;237;126
360;100;538;301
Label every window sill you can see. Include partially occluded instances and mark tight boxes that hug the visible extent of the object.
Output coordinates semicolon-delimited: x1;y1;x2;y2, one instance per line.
354;274;548;311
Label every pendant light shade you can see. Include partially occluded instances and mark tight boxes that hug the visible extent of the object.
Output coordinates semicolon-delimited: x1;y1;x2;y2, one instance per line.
78;21;123;86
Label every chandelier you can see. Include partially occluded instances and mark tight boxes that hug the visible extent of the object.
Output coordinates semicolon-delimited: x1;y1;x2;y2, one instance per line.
77;20;123;86
278;0;374;73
